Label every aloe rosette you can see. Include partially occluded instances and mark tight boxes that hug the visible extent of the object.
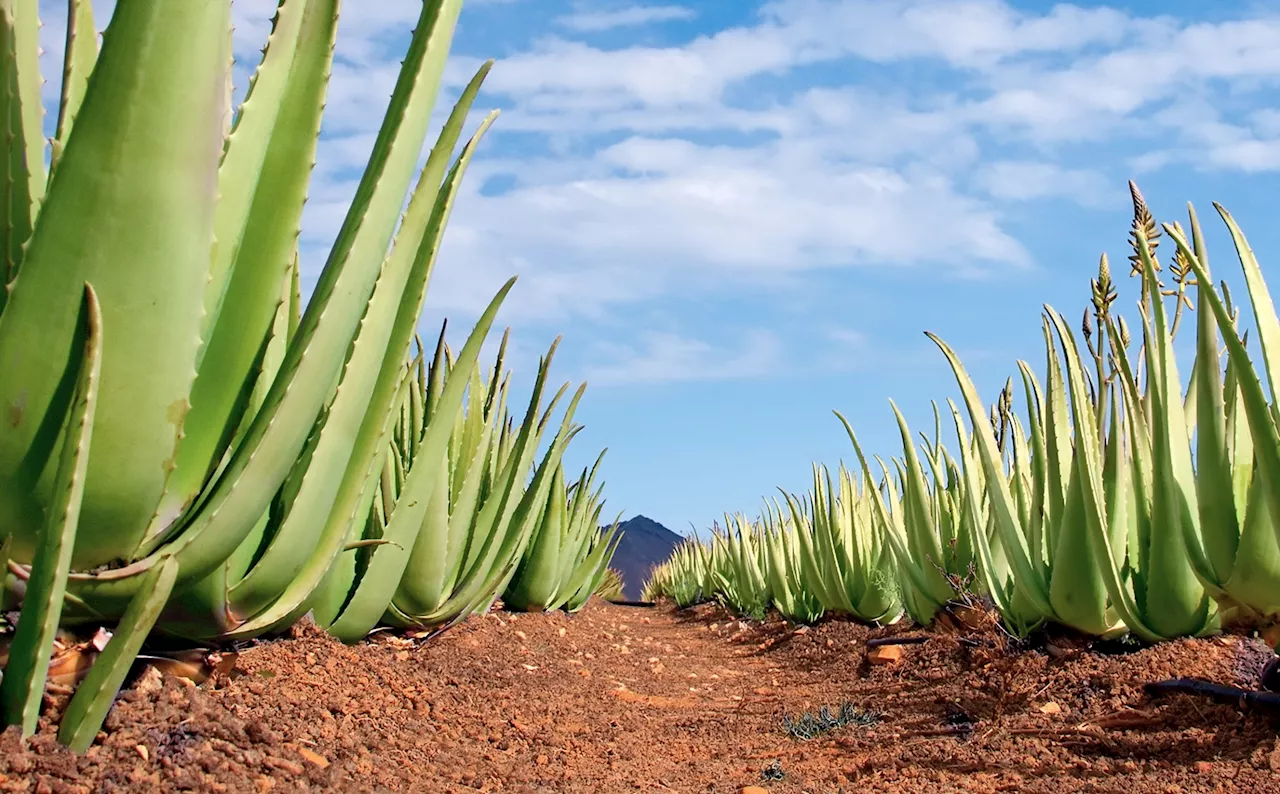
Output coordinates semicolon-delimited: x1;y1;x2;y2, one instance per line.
780;465;902;624
0;0;515;747
305;325;613;642
504;453;623;614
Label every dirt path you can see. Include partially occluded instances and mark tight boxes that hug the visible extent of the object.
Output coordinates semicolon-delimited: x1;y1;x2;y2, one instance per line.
2;600;1279;793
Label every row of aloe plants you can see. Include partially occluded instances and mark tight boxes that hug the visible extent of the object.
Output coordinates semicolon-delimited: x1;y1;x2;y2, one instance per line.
0;0;618;752
646;184;1280;647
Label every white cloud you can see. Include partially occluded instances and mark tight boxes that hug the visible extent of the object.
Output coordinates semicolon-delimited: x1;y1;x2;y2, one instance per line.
761;0;1136;68
974;161;1114;206
583;330;782;385
557;5;696;33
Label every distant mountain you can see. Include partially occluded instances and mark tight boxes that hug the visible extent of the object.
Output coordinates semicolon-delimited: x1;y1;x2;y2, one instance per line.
606;515;682;601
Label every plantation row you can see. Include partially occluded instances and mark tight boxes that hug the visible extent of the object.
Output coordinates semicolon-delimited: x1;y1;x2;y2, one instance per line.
0;0;618;751
645;188;1280;647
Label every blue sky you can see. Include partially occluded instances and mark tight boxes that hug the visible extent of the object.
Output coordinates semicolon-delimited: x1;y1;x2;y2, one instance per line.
41;0;1280;536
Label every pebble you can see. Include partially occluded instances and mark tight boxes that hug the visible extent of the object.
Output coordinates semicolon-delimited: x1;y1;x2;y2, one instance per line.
867;645;903;665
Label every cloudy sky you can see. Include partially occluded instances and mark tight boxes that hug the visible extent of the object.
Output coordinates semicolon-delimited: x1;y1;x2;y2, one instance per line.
41;0;1280;536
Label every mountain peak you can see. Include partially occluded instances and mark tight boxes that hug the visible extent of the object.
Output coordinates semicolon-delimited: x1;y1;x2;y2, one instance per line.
607;515;682;600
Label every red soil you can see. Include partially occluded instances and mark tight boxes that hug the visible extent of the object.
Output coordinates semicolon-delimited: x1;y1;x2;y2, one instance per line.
2;599;1278;793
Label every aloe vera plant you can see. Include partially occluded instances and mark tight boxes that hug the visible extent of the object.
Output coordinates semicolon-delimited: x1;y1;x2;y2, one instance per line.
780;465;902;624
505;454;623;614
759;499;825;624
1151;204;1280;629
0;0;519;747
594;567;626;603
643;539;710;607
301;324;609;642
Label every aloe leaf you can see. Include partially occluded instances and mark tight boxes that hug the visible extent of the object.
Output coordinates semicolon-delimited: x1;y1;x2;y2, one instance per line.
57;555;178;752
1040;319;1072;556
505;466;568;611
1213;205;1280;421
140;0;324;545
0;0;43;300
0;0;230;571
50;0;99;174
1227;473;1280;617
1045;308;1162;641
1139;241;1211;637
0;285;101;736
1015;362;1049;571
1188;242;1239;585
1044;319;1117;635
200;0;310;340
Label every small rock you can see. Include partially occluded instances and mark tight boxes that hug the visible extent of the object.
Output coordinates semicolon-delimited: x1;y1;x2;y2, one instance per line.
867;645;903;665
536;755;549;766
135;666;164;695
1038;702;1062;715
298;748;330;769
1195;761;1213;774
134;744;149;762
740;787;769;794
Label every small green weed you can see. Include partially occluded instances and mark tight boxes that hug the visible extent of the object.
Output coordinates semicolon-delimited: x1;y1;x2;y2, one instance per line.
781;701;879;740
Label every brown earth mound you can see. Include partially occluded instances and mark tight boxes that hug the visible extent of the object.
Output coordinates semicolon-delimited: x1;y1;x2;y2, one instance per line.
2;600;1279;793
